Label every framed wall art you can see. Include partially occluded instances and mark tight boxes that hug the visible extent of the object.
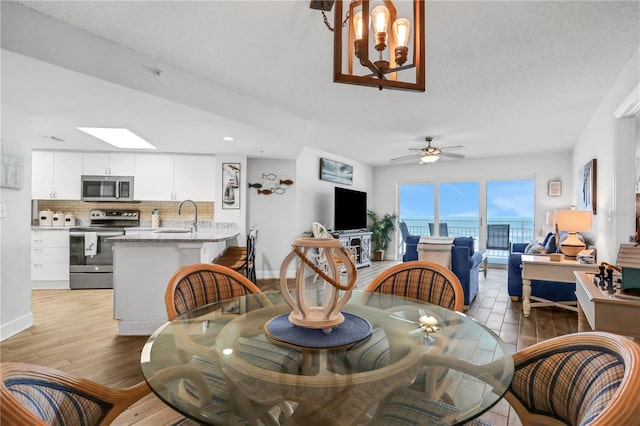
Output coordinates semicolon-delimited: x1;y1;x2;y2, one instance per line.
547;180;562;197
222;163;240;209
0;140;24;189
577;158;597;214
319;158;353;185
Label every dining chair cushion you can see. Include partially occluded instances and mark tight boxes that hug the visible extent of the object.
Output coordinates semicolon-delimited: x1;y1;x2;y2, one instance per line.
344;327;390;371
329;327;391;373
509;347;624;425
371;388;493;425
236;335;302;375
4;378;109;425
366;262;463;312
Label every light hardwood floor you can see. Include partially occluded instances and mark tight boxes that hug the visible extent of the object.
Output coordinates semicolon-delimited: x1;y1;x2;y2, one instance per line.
1;262;578;425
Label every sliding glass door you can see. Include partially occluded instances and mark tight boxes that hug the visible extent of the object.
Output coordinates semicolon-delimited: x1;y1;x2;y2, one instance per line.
486;179;535;259
399;178;534;262
440;182;480;240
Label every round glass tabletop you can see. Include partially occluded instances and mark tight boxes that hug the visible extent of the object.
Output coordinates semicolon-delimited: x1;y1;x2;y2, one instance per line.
141;290;513;425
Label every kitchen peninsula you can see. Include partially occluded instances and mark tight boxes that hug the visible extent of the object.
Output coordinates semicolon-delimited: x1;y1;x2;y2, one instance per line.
110;227;239;335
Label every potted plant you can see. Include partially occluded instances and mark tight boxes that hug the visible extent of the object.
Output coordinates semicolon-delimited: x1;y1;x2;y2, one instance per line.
367;210;397;261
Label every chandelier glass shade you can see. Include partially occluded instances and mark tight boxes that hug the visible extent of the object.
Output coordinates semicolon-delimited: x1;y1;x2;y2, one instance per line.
333;0;425;92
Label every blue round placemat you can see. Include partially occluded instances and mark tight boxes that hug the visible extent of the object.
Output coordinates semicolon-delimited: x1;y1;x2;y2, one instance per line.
265;312;372;349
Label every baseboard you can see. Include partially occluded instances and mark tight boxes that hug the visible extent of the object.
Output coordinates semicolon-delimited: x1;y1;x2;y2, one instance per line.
31;280;70;290
0;312;34;341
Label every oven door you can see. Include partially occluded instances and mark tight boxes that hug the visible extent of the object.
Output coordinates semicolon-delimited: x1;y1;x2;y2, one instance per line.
69;231;122;289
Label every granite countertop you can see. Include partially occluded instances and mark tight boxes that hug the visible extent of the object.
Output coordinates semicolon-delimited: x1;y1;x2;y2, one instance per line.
108;228;239;243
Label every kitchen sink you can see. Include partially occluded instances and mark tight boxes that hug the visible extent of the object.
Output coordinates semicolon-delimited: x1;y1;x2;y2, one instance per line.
153;229;192;233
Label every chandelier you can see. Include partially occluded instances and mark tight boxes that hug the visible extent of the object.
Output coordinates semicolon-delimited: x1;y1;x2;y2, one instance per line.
311;0;425;92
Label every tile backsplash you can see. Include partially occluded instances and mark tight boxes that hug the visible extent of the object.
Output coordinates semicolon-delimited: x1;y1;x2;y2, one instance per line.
35;200;214;226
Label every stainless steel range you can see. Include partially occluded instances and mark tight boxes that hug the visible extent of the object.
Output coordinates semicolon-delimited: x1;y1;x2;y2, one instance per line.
69;209;140;289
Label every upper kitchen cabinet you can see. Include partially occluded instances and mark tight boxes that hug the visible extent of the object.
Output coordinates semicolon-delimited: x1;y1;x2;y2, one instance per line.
173;154;215;201
134;153;174;201
83;152;134;176
32;151;83;200
134;153;214;201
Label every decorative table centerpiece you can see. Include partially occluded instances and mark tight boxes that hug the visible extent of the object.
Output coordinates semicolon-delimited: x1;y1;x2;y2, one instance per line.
278;237;357;334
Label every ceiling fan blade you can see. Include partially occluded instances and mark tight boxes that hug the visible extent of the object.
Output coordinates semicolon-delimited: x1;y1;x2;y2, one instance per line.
440;152;466;159
390;153;421;162
439;145;464;151
408;148;426;151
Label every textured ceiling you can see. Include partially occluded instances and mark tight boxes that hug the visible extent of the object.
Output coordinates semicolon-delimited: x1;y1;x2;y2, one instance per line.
2;1;639;165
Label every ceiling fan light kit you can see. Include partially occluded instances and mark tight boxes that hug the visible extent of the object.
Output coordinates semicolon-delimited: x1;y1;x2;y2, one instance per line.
391;136;466;164
312;0;425;92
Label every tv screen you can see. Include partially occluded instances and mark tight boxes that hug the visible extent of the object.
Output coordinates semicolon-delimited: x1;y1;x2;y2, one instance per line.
334;187;368;231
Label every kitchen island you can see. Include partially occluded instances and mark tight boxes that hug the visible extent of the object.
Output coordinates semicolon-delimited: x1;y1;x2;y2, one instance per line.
110;228;239;335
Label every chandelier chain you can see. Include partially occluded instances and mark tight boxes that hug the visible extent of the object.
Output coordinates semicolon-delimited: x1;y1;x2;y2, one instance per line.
321;9;350;32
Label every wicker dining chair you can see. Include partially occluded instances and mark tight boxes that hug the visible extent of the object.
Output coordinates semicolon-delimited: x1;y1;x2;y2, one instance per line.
1;362;150;426
505;331;640;425
365;260;464;312
163;263;298;424
165;263;263;320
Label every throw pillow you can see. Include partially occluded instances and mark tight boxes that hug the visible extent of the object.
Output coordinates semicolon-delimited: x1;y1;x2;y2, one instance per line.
544;235;557;253
525;242;546;255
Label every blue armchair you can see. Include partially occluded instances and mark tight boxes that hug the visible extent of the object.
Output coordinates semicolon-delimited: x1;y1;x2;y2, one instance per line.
507;232;580;302
402;236;482;309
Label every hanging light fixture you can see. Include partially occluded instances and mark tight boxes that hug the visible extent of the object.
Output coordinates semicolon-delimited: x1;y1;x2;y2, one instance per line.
311;0;425;92
420;153;439;164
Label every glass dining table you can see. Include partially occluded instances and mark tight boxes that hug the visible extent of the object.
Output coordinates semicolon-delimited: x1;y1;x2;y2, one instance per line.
140;290;514;425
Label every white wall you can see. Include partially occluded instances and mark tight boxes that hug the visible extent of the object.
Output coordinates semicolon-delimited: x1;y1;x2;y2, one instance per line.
573;48;640;263
295;147;374;236
1;103;34;340
372;152;575;259
247;158;297;279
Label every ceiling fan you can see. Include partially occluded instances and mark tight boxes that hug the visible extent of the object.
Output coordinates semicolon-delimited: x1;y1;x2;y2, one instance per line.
390;137;465;164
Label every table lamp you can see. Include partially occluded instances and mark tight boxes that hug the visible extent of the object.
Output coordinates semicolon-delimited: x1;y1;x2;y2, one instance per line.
554;209;592;258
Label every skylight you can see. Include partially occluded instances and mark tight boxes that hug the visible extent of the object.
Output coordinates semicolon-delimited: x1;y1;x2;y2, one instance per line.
77;127;156;149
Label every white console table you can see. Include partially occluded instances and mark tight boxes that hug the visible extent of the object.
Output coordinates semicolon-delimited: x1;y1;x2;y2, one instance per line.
521;255;598;318
337;231;372;268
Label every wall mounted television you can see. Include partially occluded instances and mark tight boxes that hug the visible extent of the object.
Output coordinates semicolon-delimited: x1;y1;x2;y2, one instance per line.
334;187;368;232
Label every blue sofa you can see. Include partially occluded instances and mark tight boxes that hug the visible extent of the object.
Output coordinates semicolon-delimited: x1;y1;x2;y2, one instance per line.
403;236;483;309
507;232;581;302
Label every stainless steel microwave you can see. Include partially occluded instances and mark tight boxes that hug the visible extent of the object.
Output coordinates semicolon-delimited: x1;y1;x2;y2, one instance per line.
81;175;134;202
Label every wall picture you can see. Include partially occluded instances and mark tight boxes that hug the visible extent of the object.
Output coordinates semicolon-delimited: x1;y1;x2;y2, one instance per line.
222;163;240;209
578;158;597;214
0;140;24;189
319;158;353;185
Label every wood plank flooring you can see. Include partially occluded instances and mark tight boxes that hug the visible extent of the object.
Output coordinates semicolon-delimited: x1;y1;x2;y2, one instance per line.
1;262;579;425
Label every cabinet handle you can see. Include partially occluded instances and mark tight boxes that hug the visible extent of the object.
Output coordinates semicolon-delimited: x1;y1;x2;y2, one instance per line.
32;263;43;268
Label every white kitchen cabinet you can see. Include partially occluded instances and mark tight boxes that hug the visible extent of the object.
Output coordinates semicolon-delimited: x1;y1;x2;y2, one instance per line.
173;154;215;201
31;229;69;286
83;152;134;176
32;151;83;200
134;153;175;201
134;153;215;201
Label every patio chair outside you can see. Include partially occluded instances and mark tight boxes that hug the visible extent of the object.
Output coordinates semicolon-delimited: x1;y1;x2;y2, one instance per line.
428;223;449;237
487;224;510;251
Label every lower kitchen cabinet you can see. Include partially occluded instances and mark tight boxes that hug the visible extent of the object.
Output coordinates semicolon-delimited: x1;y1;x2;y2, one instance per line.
31;229;69;288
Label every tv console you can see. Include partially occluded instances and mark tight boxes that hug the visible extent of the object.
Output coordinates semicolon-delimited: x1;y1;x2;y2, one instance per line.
336;230;372;268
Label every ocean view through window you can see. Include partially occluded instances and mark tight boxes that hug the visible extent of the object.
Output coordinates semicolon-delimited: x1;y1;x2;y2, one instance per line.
399;179;534;261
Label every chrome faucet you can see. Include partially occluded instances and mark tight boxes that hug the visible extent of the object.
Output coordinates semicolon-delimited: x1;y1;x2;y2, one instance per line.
178;199;198;232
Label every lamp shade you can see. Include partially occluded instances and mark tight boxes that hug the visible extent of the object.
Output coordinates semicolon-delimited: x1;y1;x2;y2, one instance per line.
554;210;592;233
